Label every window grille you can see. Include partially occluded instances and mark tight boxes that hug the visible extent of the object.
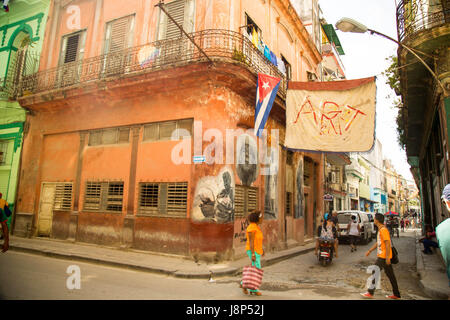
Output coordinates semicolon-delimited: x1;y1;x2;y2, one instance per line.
106;182;124;212
285;191;292;216
138;182;188;216
139;183;159;214
54;183;73;211
84;181;124;212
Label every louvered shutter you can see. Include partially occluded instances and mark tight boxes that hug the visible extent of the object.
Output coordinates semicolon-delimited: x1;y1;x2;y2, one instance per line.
59;31;86;87
64;33;80;63
165;0;185;39
104;15;134;75
105;15;134;53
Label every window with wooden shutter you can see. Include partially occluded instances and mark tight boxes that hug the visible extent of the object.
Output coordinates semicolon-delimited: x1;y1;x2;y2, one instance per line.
104;15;135;53
103;15;135;75
106;182;124;212
84;182;102;210
139;183;159;214
59;30;86;87
234;185;245;217
247;187;258;213
138;182;188;216
54;183;73;211
167;182;188;213
60;31;86;65
235;184;259;217
64;34;80;63
158;0;185;40
84;181;124;212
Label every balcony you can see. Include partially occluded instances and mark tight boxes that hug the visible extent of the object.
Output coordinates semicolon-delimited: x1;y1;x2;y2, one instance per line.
17;29;286;102
396;0;450;42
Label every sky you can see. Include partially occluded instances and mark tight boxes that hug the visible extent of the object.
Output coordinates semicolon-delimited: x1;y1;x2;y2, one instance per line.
318;0;414;182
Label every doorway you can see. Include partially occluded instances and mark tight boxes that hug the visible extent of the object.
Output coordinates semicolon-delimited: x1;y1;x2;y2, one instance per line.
37;183;56;236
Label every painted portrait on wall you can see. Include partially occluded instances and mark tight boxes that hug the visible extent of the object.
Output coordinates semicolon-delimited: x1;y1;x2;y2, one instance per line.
192;166;235;223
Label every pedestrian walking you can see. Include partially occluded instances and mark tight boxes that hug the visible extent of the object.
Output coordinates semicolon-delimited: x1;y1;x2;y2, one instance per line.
400;218;405;232
0;192;10;253
240;210;264;296
361;213;401;299
347;215;360;252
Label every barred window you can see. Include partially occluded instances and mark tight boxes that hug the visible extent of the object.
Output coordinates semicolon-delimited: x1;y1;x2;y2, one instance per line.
106;182;124;212
88;127;130;146
84;181;124;212
139;183;159;214
54;183;73;211
235;184;259;217
138;182;188;216
167;182;188;213
143;119;193;142
285;191;292;216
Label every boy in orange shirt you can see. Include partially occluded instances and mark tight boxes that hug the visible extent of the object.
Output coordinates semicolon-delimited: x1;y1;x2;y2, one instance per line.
361;213;401;299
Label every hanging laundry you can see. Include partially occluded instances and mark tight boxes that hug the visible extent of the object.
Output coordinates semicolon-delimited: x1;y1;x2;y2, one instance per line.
264;45;271;61
277;56;286;75
258;39;264;54
270;51;278;67
252;28;259;48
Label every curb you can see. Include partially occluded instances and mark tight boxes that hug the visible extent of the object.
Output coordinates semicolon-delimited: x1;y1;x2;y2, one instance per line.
9;242;316;280
415;233;450;300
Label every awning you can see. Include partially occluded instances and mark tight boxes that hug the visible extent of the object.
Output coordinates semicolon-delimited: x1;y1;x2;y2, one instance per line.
322;24;345;55
326;152;351;166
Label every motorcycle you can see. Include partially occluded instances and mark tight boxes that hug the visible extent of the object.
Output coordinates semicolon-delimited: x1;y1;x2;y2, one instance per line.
318;239;334;266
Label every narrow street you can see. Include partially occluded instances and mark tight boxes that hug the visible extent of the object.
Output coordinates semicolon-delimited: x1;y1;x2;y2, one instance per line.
0;228;431;300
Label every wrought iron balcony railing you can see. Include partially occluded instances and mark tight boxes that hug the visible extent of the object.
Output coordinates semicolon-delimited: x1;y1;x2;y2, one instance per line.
18;29;287;99
396;0;450;42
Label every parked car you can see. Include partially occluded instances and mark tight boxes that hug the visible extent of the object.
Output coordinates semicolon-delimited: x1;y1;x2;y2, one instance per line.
363;212;376;239
336;211;372;244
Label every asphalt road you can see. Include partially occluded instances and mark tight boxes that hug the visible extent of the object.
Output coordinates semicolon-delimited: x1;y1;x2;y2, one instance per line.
0;228;430;300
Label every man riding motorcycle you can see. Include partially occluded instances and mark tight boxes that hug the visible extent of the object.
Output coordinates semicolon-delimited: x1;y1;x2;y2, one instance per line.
315;213;338;258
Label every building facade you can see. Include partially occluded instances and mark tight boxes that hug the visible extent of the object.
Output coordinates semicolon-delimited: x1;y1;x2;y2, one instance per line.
0;0;50;229
396;0;450;228
12;0;325;261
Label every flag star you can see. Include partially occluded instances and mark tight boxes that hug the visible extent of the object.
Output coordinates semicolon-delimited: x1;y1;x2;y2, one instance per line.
262;82;270;90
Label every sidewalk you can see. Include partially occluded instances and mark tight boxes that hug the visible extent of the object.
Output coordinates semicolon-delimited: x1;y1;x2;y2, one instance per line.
415;230;450;299
8;236;316;279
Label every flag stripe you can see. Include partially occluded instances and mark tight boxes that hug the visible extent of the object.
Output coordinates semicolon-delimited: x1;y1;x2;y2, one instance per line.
254;82;280;137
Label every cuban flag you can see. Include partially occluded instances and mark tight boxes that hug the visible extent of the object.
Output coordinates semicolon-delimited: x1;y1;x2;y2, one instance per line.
254;73;281;137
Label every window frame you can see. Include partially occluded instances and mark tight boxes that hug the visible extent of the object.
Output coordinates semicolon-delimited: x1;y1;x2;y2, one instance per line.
138;181;188;217
83;181;124;213
142;119;193;142
234;184;259;217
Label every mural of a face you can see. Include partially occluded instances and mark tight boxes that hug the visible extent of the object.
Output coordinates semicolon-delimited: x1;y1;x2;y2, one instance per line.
236;135;258;186
192;167;235;224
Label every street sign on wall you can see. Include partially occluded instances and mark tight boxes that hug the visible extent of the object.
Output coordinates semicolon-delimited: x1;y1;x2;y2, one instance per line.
324;194;333;201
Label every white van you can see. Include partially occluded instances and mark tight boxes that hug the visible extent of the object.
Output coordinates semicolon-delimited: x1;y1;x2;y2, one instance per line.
363;212;376;239
336;210;372;244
